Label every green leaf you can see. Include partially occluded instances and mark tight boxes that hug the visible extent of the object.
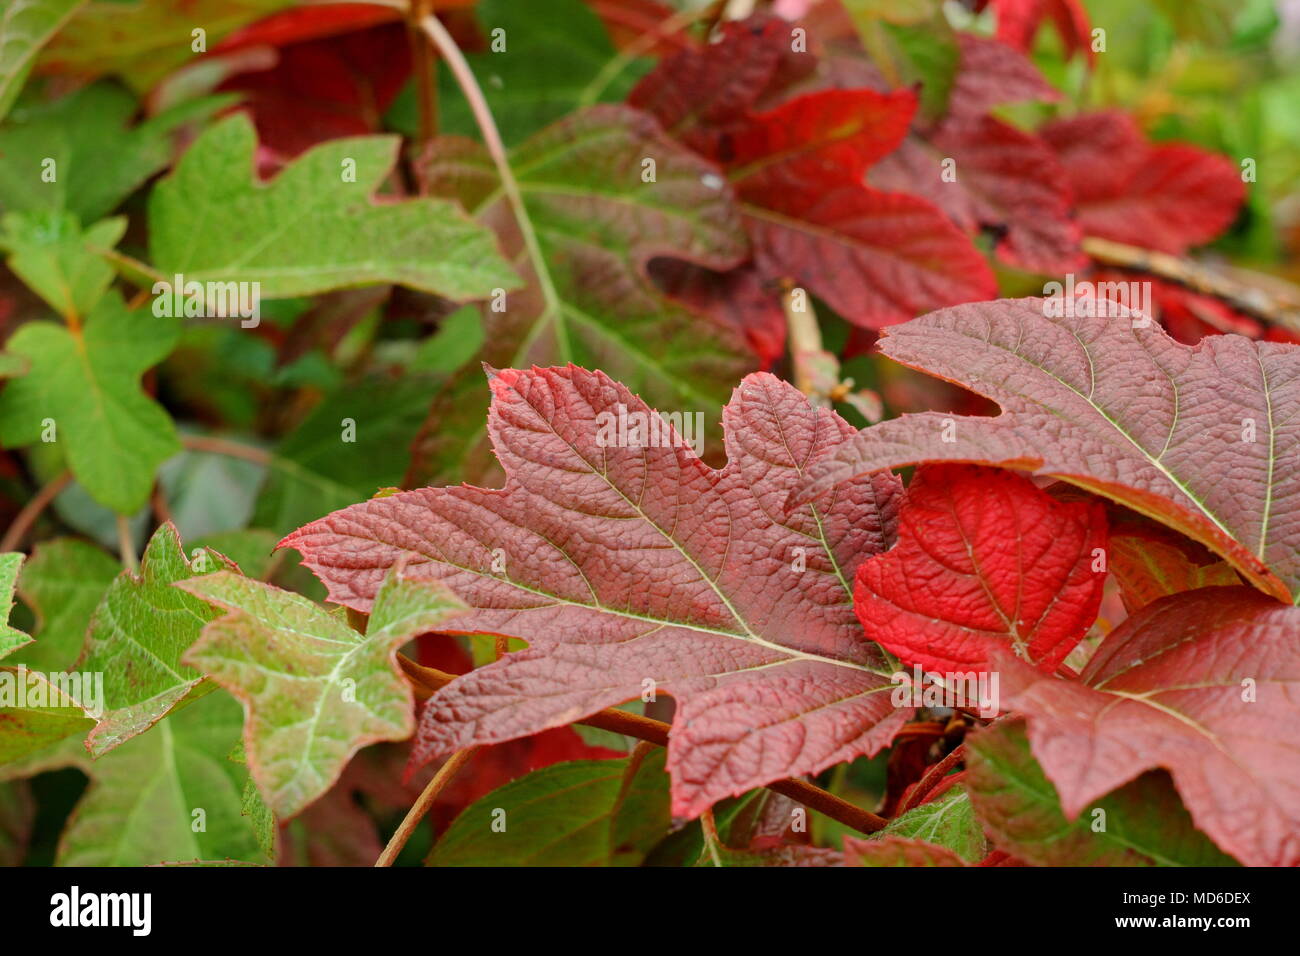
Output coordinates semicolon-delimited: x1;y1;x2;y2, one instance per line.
965;720;1239;866
874;787;987;862
10;538;117;671
57;690;266;866
0;83;223;222
0;666;94;765
0;292;180;513
0;778;34;865
178;568;466;818
882;19;960;122
192;529;280;582
433;0;642;146
78;524;235;756
0;0;87;122
148;113;520;301
1;210;124;320
251;376;435;536
430;751;670;867
413;105;753;484
0;552;30;659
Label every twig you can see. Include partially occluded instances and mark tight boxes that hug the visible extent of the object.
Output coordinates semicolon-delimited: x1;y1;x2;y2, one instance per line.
0;471;72;552
398;655;890;835
898;744;964;815
180;434;274;467
1081;236;1300;334
418;11;569;356
700;808;724;867
406;0;437;150
375;746;477;866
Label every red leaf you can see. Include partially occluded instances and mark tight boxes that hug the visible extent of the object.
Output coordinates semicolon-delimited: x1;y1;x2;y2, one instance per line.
213;3;407;51
855;465;1107;673
282;366;907;817
995;586;1300;866
724;88;917;186
1041;111;1245;254
872;117;1084;274
723;90;995;327
217;24;412;158
628;16;790;153
983;0;1093;64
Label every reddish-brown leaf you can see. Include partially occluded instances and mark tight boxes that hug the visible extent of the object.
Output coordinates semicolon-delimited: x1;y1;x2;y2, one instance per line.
994;586;1300;866
283;366;907;817
795;298;1300;604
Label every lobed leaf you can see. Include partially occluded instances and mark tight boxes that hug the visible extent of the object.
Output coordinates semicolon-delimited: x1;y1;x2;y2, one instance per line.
284;365;907;817
796;298;1300;603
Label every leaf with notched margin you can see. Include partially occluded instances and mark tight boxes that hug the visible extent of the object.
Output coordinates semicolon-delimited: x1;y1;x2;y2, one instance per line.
844;834;968;866
283;366;906;817
10;539;118;671
410;104;754;485
177;569;465;819
77;524;237;756
0;293;180;515
872;786;987;861
149;113;519;301
794;298;1300;604
0;553;29;660
856;465;1106;673
966;718;1239;866
1040;111;1244;255
992;588;1300;867
0;668;94;764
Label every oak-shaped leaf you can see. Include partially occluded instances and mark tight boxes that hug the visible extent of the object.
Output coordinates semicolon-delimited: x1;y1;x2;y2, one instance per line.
856;464;1106;673
283;365;906;817
966;718;1239;866
149;112;518;301
0;292;180;514
795;298;1300;604
77;523;238;756
993;588;1300;866
177;568;465;819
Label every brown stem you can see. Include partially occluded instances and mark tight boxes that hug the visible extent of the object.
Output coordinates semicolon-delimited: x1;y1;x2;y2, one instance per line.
0;471;72;552
375;746;477;866
406;0;437;150
180;434;274;467
398;655;889;835
1081;236;1300;334
898;743;965;814
783;283;824;398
